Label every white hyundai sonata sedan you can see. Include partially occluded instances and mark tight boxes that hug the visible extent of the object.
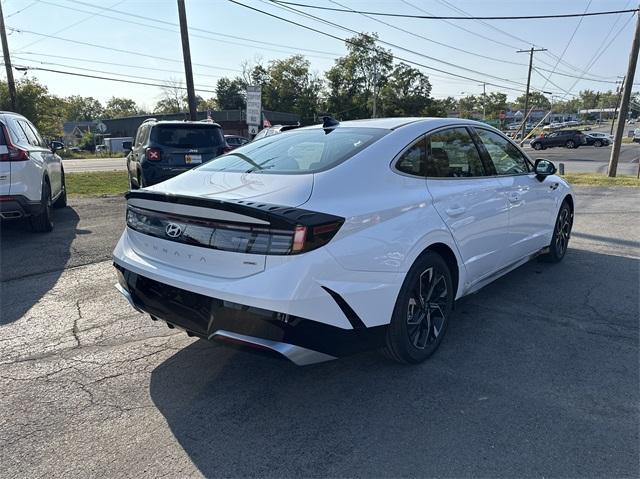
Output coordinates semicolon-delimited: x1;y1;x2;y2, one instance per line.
113;117;573;365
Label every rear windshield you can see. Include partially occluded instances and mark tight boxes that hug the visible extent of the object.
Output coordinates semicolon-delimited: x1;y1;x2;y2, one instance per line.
199;127;388;174
151;124;224;148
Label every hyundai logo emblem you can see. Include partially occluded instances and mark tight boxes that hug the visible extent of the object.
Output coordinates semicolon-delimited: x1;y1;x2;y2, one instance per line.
165;223;183;238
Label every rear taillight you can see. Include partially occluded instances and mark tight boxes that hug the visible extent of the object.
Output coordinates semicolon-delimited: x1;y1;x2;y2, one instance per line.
126;206;343;255
145;147;162;161
0;125;29;162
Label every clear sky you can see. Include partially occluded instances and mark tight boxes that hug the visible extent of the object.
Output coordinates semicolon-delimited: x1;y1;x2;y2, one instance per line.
2;0;637;110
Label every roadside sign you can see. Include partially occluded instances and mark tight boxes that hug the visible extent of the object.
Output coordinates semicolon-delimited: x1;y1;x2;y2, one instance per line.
248;125;259;135
246;86;261;126
96;122;107;133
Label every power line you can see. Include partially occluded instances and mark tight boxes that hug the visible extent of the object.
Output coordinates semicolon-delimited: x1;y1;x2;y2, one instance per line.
539;0;592;91
18;0;127;51
12;56;219;90
250;0;550;93
7;26;243;73
10;64;217;93
17;51;226;79
271;1;638;20
53;0;339;59
6;0;40;18
433;0;616;81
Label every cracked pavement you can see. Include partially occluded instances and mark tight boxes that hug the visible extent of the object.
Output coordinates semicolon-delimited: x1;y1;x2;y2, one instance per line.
0;189;638;478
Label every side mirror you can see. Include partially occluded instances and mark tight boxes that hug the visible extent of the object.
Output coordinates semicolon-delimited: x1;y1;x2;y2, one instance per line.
50;141;64;152
122;141;132;152
534;158;557;181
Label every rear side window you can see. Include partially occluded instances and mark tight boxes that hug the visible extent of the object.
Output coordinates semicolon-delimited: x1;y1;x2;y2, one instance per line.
17;120;40;147
474;128;530;175
200;127;388;174
395;137;426;176
151;124;224;148
426;127;486;178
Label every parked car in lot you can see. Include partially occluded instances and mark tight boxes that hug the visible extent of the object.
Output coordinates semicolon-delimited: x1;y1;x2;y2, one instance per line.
113;118;574;364
0;111;66;232
584;132;612;147
224;134;249;150
114;117;574;366
127;119;227;189
252;124;300;142
530;129;586;150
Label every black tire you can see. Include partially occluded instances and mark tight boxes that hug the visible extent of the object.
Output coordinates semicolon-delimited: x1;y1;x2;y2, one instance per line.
53;168;67;208
565;140;576;149
541;201;573;263
137;171;145;189
129;171;138;190
593;140;602;147
533;142;543;151
383;251;454;364
30;181;53;233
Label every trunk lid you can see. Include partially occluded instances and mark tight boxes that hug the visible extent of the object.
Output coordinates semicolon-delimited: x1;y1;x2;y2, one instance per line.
148;169;314;207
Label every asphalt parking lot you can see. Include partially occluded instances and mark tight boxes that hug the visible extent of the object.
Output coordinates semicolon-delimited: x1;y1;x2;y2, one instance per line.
1;188;638;478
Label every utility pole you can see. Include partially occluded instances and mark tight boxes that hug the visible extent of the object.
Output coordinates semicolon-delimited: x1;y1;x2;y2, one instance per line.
610;76;625;135
478;82;487;120
608;10;640;177
372;67;379;118
177;0;197;121
517;47;547;144
0;1;17;111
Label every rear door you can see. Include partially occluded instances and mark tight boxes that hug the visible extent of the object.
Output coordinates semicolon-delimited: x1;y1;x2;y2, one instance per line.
473;127;556;263
151;124;225;168
426;126;510;287
0;120;10;195
23;120;62;197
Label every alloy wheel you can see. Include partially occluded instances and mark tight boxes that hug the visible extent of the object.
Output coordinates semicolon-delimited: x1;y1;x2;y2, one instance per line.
406;267;448;350
555;208;571;256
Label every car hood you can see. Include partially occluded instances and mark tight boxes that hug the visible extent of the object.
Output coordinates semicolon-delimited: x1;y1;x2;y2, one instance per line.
145;168;314;207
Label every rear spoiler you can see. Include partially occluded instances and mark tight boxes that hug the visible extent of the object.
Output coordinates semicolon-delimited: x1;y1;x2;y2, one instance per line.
125;190;344;230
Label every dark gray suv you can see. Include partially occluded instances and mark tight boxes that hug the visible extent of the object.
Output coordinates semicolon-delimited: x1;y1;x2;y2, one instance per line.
127;119;227;188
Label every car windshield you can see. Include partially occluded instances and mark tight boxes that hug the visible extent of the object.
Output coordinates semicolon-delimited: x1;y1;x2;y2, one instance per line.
199;127;388;174
151;124;224;148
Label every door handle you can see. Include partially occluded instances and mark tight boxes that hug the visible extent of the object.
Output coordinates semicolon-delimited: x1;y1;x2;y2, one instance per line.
445;206;466;217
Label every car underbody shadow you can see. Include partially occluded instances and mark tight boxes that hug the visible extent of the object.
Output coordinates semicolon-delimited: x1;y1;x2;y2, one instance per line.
149;248;639;478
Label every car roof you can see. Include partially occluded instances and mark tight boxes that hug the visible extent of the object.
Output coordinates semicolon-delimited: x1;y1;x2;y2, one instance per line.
301;117;491;131
146;120;222;128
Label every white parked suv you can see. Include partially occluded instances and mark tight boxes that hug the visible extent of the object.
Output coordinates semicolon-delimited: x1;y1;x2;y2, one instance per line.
0;111;66;232
113;117;574;365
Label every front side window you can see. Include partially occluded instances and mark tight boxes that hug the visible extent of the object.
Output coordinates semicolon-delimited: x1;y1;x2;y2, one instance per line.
395;137;426;176
474;128;530;175
199;127;388;174
426;127;486;178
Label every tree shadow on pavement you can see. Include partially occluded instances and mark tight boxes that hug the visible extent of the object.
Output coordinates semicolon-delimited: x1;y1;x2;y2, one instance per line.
150;248;639;478
0;207;80;325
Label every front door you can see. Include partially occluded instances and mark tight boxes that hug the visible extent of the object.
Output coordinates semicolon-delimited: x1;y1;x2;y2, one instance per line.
473;127;557;264
425;127;510;289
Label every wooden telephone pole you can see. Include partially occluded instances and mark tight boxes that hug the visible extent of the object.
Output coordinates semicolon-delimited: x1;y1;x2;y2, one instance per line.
0;1;17;111
517;47;547;145
177;0;197;121
608;10;640;177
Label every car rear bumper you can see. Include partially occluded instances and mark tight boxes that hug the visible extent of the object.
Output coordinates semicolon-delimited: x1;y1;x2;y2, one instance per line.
0;195;43;219
114;263;388;365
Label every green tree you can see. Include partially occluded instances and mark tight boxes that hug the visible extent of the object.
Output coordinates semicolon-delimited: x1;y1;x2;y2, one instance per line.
78;131;95;151
483;92;508;119
379;63;431;117
424;96;457;117
458;95;479;118
103;97;139;119
64;95;104;121
216;77;246;110
514;91;551;110
325;33;393;120
0;78;64;137
261;55;322;122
